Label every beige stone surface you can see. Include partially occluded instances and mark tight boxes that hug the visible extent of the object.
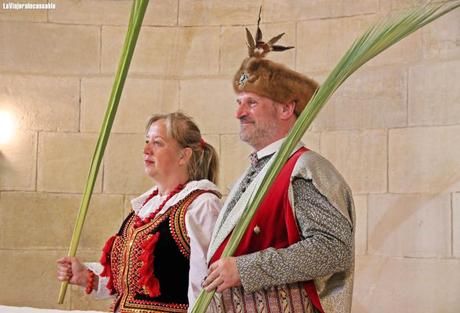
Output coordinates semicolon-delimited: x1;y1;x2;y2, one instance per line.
0;250;71;309
0;131;36;190
353;195;367;256
0;0;48;22
353;255;460;313
179;79;238;134
102;26;220;76
379;0;427;12
49;0;178;26
81;77;179;133
453;193;460;258
313;67;407;130
37;132;103;193
220;134;252;194
423;8;460;60
368;193;451;257
0;22;99;75
263;0;379;22
320;129;387;194
70;284;112;311
389;126;460;193
179;0;260;26
0;192;123;250
409;60;460;126
297;15;422;73
297;16;374;73
103;133;153;194
219;23;296;76
301;131;320;153
0;75;79;131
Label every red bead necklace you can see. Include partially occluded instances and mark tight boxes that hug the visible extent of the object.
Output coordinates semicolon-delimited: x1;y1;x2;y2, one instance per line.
134;183;185;228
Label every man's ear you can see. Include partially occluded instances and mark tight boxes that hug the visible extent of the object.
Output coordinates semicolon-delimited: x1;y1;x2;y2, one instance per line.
278;101;296;120
178;147;193;166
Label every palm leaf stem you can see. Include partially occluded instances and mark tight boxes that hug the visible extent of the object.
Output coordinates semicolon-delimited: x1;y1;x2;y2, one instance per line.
57;0;150;304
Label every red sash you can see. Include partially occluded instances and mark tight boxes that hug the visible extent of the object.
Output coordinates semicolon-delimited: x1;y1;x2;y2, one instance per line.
210;147;325;313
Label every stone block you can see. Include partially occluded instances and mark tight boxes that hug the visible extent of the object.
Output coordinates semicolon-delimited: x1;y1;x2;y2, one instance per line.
0;21;99;75
409;60;460;126
103;133;153;194
0;131;36;190
220;134;252;194
301;131;320;153
313;67;407;130
453;193;460;257
297;15;422;73
70;284;113;311
262;0;379;23
379;0;427;12
353;255;460;312
0;250;71;309
102;26;220;76
297;16;375;73
422;9;460;60
81;77;179;133
0;0;48;22
0;192;123;250
368;193;451;257
179;79;239;134
320;129;387;194
0;75;79;131
389;126;460;193
49;0;177;26
219;23;296;76
37;132;103;193
179;0;260;26
353;195;367;256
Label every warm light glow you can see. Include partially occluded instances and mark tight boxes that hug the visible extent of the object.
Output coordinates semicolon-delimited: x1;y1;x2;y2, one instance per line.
0;111;16;144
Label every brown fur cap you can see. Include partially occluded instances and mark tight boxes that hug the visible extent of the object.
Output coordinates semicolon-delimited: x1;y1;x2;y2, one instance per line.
233;57;319;115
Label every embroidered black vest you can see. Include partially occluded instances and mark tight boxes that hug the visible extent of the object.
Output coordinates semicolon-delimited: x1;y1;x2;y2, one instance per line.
102;190;212;313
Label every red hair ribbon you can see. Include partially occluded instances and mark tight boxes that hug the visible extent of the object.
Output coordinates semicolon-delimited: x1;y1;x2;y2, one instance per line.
199;138;206;149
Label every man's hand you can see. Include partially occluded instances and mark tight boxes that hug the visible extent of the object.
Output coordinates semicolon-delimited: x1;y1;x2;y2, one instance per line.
203;257;242;292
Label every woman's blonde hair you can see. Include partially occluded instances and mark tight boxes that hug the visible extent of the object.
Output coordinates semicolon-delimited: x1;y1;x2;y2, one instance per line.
146;112;219;184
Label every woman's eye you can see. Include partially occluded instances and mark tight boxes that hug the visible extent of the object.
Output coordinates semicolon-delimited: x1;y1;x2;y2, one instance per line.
145;139;149;144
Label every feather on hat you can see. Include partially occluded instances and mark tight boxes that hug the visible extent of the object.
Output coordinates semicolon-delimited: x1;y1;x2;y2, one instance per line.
233;8;318;116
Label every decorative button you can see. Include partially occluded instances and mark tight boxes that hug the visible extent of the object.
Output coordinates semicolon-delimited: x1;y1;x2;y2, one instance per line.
253;225;261;235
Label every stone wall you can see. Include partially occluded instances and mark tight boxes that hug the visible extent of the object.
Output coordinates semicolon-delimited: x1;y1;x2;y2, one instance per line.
0;0;459;312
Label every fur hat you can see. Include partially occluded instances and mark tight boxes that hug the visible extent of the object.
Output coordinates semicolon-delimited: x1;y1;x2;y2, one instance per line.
233;12;319;116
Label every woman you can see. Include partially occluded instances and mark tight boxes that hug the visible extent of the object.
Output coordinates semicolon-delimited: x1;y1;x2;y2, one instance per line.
57;112;221;313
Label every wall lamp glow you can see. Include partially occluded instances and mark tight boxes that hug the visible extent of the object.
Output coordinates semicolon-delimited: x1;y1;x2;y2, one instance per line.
0;111;16;145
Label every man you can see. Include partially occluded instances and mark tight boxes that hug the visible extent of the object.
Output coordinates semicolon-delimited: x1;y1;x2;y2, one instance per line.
202;24;355;313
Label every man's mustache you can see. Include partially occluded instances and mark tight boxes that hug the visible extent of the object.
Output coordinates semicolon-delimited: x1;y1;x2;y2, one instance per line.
239;117;255;124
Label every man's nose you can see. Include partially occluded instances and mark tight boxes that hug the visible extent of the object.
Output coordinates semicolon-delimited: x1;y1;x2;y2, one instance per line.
235;104;247;119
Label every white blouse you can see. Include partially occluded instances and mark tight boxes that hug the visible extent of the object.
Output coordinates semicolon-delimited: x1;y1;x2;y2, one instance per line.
86;179;222;311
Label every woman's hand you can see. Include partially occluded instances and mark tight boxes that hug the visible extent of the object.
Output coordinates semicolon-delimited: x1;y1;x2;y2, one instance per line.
56;256;88;288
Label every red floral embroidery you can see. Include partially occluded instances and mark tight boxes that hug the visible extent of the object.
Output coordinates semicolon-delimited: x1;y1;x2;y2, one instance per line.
100;234;117;294
138;232;161;297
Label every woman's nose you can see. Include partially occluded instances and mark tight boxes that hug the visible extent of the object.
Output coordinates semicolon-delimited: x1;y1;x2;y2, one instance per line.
143;143;152;155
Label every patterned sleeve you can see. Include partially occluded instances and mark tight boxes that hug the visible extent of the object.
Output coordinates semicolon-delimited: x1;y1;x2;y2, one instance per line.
235;178;353;292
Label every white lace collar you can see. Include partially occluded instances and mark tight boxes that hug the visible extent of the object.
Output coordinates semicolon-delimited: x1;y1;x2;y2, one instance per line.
130;179;219;218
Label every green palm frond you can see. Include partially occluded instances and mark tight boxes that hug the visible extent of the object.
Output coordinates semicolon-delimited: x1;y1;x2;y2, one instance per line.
57;0;150;303
191;1;459;312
